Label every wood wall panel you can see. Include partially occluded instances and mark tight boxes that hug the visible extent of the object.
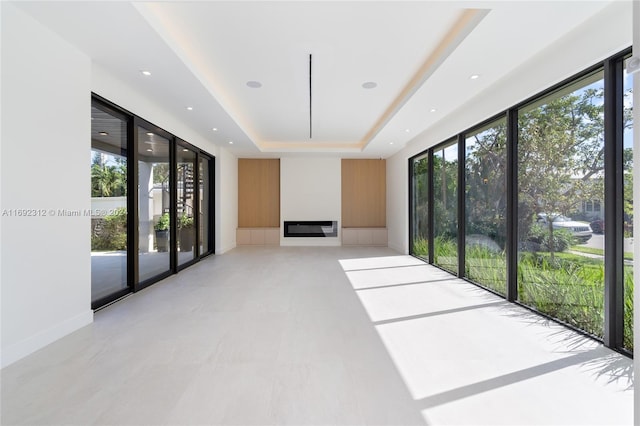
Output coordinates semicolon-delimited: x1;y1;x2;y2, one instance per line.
341;159;386;228
238;159;280;227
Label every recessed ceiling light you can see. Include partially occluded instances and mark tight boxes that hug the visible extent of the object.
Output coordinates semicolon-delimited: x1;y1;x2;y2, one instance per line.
430;108;437;113
469;74;480;80
212;128;218;132
229;141;234;145
182;148;189;152
140;70;151;76
99;131;108;136
186;106;193;111
246;81;262;88
146;148;153;152
146;132;154;136
362;81;377;89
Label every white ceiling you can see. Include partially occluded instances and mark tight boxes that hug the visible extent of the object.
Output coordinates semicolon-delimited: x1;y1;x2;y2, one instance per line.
15;1;613;158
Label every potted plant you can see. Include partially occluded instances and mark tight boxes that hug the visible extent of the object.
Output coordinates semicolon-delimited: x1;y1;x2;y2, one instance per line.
178;214;194;252
154;213;170;252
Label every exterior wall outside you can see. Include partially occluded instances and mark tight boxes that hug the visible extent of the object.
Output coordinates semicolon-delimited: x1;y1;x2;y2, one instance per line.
577;200;604;221
90;197;127;216
1;3;93;368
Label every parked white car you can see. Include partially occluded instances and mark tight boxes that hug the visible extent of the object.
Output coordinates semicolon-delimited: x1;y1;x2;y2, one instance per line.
536;213;593;243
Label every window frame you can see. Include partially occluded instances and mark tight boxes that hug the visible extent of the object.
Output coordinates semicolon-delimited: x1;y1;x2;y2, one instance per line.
407;47;633;356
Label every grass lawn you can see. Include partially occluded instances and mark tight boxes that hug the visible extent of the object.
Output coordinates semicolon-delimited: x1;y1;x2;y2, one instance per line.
414;237;634;351
570;245;633;261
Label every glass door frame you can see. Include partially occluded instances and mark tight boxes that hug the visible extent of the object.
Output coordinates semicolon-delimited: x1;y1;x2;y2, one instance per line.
90;98;134;310
175;140;216;269
133;117;176;291
198;152;215;259
91;93;216;308
176;139;199;271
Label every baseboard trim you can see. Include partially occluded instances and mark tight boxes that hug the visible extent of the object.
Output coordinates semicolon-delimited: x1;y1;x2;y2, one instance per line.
1;310;93;369
387;241;408;255
216;243;237;254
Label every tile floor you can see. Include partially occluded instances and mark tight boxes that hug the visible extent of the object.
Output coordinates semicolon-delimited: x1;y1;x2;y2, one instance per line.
1;246;634;425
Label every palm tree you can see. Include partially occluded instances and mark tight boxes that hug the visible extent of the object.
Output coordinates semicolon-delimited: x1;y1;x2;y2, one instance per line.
91;152;127;197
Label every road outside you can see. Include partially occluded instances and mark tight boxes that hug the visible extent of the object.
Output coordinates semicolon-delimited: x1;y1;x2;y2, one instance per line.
576;233;634;265
584;234;604;250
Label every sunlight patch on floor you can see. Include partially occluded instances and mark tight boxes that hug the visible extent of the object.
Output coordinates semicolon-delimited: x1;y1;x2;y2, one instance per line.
339;254;634;425
338;255;426;271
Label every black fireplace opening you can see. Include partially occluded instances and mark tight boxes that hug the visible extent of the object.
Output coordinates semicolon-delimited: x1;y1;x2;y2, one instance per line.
284;221;338;237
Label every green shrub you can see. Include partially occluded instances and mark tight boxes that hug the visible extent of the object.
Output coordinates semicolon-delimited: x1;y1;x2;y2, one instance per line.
518;252;604;339
154;213;170;231
91;208;127;251
412;237;428;257
434;236;457;272
465;245;507;295
178;214;194;229
413;234;635;351
624;269;634;351
527;222;574;252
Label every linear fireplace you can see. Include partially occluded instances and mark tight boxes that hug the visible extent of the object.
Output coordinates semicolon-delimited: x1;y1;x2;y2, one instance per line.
284;221;338;237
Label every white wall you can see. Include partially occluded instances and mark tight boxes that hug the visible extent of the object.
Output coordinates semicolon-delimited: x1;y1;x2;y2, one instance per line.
387;1;633;255
387;154;408;254
216;147;237;253
0;2;237;368
280;157;341;246
1;3;93;368
92;65;219;157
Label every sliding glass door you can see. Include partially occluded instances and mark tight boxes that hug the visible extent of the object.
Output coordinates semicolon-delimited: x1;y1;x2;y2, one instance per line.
91;95;216;309
90;103;129;306
138;125;172;283
177;142;197;267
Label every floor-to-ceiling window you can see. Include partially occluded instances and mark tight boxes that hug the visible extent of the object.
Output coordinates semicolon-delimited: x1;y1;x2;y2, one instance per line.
622;57;634;351
90;103;129;306
410;153;429;261
517;71;606;340
408;48;632;355
464;118;507;295
433;140;458;274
